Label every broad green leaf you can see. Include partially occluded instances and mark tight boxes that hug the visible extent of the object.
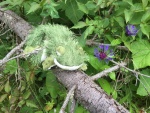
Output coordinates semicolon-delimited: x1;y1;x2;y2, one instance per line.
96;0;103;6
77;2;89;14
65;0;84;24
123;0;133;6
130;3;144;12
0;1;9;6
137;69;150;96
102;18;109;28
124;9;133;23
142;0;148;8
129;12;144;24
0;94;7;102
98;78;111;95
109;72;116;81
141;11;150;22
88;55;102;70
26;100;38;108
3;59;18;74
111;39;122;46
83;25;95;39
114;17;124;28
140;24;150;38
27;2;40;14
4;81;11;93
23;90;31;99
130;40;150;69
71;21;87;29
46;72;60;98
18;100;25;107
85;1;97;10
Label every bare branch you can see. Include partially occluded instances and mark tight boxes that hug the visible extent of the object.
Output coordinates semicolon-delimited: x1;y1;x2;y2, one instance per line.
0;47;42;66
111;60;150;78
59;85;76;113
86;40;128;51
91;62;127;80
0;39;26;66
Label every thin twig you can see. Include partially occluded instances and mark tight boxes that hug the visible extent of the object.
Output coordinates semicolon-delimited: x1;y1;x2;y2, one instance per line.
111;60;150;95
86;40;128;51
111;60;150;78
59;85;76;113
0;48;42;65
0;39;26;66
69;98;76;113
91;62;127;80
0;28;11;36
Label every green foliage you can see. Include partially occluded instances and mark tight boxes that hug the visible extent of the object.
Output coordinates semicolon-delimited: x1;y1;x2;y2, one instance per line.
130;40;150;69
1;0;150;112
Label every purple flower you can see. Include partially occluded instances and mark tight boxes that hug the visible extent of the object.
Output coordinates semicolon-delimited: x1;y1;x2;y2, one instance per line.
126;25;138;36
94;45;114;63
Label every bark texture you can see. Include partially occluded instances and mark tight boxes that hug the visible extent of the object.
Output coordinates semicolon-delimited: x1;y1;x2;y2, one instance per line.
0;8;129;113
0;7;32;40
54;70;129;113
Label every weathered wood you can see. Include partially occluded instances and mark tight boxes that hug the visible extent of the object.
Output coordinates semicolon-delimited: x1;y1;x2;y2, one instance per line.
0;8;129;113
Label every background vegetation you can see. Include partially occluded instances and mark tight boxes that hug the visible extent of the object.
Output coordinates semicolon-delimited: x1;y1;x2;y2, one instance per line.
0;0;150;113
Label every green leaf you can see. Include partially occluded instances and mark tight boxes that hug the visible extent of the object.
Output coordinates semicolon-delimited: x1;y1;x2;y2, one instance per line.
0;1;9;6
98;78;111;95
114;17;124;27
130;40;150;69
124;9;133;23
3;59;18;74
26;100;38;108
23;90;31;99
129;12;144;24
88;55;102;70
85;1;97;10
109;72;116;81
4;81;11;93
83;25;95;39
140;24;150;38
65;0;84;24
27;2;40;14
111;39;122;46
142;0;148;8
41;4;59;18
77;1;89;14
141;11;150;22
137;69;150;96
35;111;43;113
102;18;109;28
46;72;60;98
71;21;87;29
0;94;7;103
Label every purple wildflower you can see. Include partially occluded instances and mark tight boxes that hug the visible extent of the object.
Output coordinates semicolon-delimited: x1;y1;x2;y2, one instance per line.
126;25;138;36
94;45;114;63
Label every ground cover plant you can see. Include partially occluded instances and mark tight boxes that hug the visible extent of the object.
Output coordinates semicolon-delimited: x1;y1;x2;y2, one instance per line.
0;0;150;113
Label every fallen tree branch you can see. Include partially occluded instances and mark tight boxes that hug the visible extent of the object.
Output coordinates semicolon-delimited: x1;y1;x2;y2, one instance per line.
0;7;129;113
91;62;127;80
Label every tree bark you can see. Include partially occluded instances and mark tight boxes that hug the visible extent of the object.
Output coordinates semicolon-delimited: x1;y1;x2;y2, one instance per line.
0;8;129;113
